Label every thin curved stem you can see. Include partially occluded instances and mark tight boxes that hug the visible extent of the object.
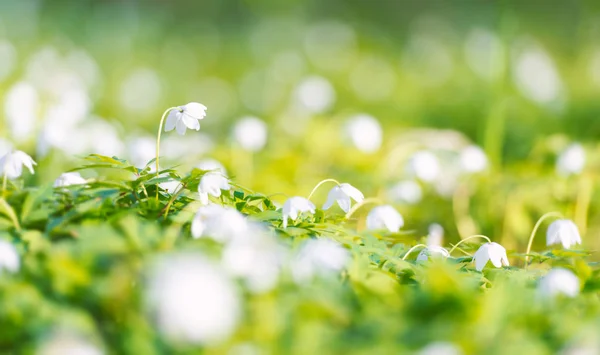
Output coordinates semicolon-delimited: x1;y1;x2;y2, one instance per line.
155;107;177;200
524;211;563;266
307;178;340;201
448;235;491;254
162;183;186;219
345;197;383;219
402;244;428;261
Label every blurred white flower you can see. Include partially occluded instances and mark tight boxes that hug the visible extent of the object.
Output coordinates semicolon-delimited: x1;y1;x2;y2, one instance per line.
547;219;582;249
232;117;268;152
473;242;509;271
198;158;227;176
222;225;285;293
388;180;422;205
366;205;404;233
417;246;450;262
0;150;36;179
538;268;580;298
146;253;240;345
282;197;316;228
460;145;488;173
345;114;383;153
54;172;87;188
464;28;504;81
418;341;462;355
127;136;156;169
0;139;12;157
323;183;364;213
556;143;585;176
4;81;38;142
165;102;207;135
427;223;444;247
291;238;350;284
512;42;562;105
198;172;231;205
37;333;103;355
191;205;248;243
0;240;19;273
408;151;440;183
294;76;335;114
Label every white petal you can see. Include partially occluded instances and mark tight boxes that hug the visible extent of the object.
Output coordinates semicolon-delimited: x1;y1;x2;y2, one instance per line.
175;118;187;135
336;196;351;213
340;183;364;203
184;102;207;119
322;189;337;210
199;192;209;205
164;110;179;131
473;245;490;271
191;218;206;238
182;115;200;131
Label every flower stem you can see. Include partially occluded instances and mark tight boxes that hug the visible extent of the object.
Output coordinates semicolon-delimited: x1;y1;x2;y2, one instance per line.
575;174;593;236
162;183;186;219
155;107;177;200
524;211;563;266
307;178;340;201
448;235;492;254
345;197;383;219
402;244;428;261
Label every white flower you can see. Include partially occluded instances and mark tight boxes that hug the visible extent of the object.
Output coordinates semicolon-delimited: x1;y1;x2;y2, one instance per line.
197;158;227;176
512;42;562;105
37;333;103;355
556;143;585;176
472;242;509;271
418;342;462;355
198;172;231;205
345;114;382;153
417;246;450;262
291;238;350;284
232;117;268;152
4;82;38;142
407;151;440;182
146;253;240;345
388;180;422;205
282;197;315;228
538;268;580;298
54;172;87;188
191;205;248;243
0;150;36;179
366;205;404;232
547;219;582;249
0;240;19;273
294;76;336;114
322;183;364;213
427;223;444;247
165;102;207;135
460;145;488;173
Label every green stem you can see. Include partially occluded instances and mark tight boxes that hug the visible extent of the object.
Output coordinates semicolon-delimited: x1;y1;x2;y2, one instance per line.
307;178;340;201
0;198;20;232
448;235;492;254
345;197;383;219
524;211;563;266
402;244;428;261
155;107;177;200
163;183;186;219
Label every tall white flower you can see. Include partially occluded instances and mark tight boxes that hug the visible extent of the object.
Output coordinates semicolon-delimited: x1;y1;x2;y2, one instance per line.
460;145;488;173
345;114;382;153
366;205;404;232
472;242;509;271
323;183;364;213
191;205;248;243
232;117;268;152
198;172;231;205
290;238;350;284
54;172;87;188
282;197;315;228
538;268;580;298
146;253;240;345
417;246;450;262
547;219;582;249
165;102;207;135
556;143;585;176
0;150;36;179
407;151;440;183
0;240;19;273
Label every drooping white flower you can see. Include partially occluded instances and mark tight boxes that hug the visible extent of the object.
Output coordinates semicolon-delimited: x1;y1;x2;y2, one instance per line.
472;242;509;271
0;150;36;179
407;151;440;183
54;172;87;188
37;333;103;355
290;238;350;284
282;197;316;228
198;172;231;205
388;180;422;205
165;102;207;135
547;219;582;249
556;143;585;176
345;114;382;153
538;268;580;298
191;205;248;243
232;117;268;152
460;145;488;173
146;253;240;345
417;246;450;262
366;205;404;233
0;240;19;273
322;183;364;213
